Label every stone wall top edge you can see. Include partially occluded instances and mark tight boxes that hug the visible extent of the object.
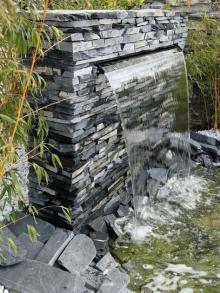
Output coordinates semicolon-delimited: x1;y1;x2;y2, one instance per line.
41;9;187;18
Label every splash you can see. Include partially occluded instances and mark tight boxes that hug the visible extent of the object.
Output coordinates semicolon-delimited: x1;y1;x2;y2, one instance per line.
115;173;208;243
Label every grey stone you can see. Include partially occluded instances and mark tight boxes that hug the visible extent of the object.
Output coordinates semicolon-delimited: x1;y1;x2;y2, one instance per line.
98;268;130;293
0;228;27;266
90;232;109;257
117;205;129;217
148;168;168;184
17;233;43;260
8;212;55;243
104;195;121;215
58;234;96;274
88;217;107;233
0;259;86;293
36;228;73;265
80;266;104;290
96;252;118;274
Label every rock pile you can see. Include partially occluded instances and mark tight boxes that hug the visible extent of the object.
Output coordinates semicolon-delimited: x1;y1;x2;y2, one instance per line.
29;9;188;228
0;187;133;293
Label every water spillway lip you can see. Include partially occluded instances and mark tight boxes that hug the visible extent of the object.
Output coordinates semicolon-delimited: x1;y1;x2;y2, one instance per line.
101;48;182;91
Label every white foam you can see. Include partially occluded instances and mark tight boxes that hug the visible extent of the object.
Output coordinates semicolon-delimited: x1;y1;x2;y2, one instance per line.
165;264;207;277
120;174;208;243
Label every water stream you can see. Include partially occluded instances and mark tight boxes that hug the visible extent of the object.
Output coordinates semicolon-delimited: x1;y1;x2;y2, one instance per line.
103;48;190;216
103;49;220;292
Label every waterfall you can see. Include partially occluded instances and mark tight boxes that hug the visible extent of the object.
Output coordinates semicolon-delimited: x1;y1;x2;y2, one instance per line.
103;48;190;217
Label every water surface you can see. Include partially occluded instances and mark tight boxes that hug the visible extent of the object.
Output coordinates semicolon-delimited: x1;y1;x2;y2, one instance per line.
111;167;220;292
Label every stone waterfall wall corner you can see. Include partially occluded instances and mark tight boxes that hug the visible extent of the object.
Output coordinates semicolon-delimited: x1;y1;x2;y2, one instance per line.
29;9;188;229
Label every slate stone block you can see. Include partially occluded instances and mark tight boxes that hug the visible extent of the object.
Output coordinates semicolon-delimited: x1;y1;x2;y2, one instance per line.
80;266;104;290
58;234;96;274
96;252;118;274
97;268;130;293
8;212;55;243
36;228;73;265
17;233;43;260
90;232;109;257
0;228;27;267
88;217;107;233
0;259;86;293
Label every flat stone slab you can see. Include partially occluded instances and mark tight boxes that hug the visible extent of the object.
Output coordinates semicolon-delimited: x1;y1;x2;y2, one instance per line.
80;266;104;290
36;228;73;265
17;233;43;260
96;252;118;274
0;228;27;267
0;259;86;293
58;234;96;274
98;268;130;293
8;212;55;243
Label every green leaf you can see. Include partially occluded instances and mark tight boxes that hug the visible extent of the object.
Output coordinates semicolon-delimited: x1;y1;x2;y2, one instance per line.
7;237;17;253
27;225;39;242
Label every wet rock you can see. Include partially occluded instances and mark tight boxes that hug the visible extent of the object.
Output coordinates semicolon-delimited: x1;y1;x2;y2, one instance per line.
90;232;108;257
97;268;130;293
58;234;96;274
104;214;121;236
17;233;43;260
8;212;55;243
0;259;85;293
36;228;73;265
117;205;129;217
104;195;121;215
96;252;118;274
191;132;220;147
0;227;27;267
88;217;107;233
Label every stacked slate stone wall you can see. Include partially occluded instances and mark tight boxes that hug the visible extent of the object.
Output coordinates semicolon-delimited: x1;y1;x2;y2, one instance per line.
29;9;188;229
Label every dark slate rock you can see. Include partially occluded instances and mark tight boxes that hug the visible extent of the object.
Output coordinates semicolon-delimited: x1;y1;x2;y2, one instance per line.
191;132;220;147
80;266;104;290
96;252;118;274
36;228;73;265
58;234;96;274
0;259;86;293
117;205;129;217
88;217;107;233
97;268;130;293
104;214;121;237
0;228;27;267
90;231;109;257
104;195;121;215
17;233;43;260
8;212;55;243
200;142;220;161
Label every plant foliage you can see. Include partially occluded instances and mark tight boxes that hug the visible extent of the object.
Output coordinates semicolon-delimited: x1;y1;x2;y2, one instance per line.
186;16;220;129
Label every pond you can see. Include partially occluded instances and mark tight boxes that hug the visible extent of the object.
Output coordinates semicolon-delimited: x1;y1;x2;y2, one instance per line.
110;167;220;292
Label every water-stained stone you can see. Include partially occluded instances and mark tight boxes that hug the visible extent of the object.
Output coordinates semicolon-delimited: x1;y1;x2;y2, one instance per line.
0;259;86;293
0;227;27;267
58;234;96;274
88;217;107;233
36;228;73;265
8;212;55;243
17;233;43;260
97;268;130;293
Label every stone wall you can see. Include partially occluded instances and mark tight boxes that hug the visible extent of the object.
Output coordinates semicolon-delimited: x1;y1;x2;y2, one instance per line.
144;0;213;13
29;9;188;229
